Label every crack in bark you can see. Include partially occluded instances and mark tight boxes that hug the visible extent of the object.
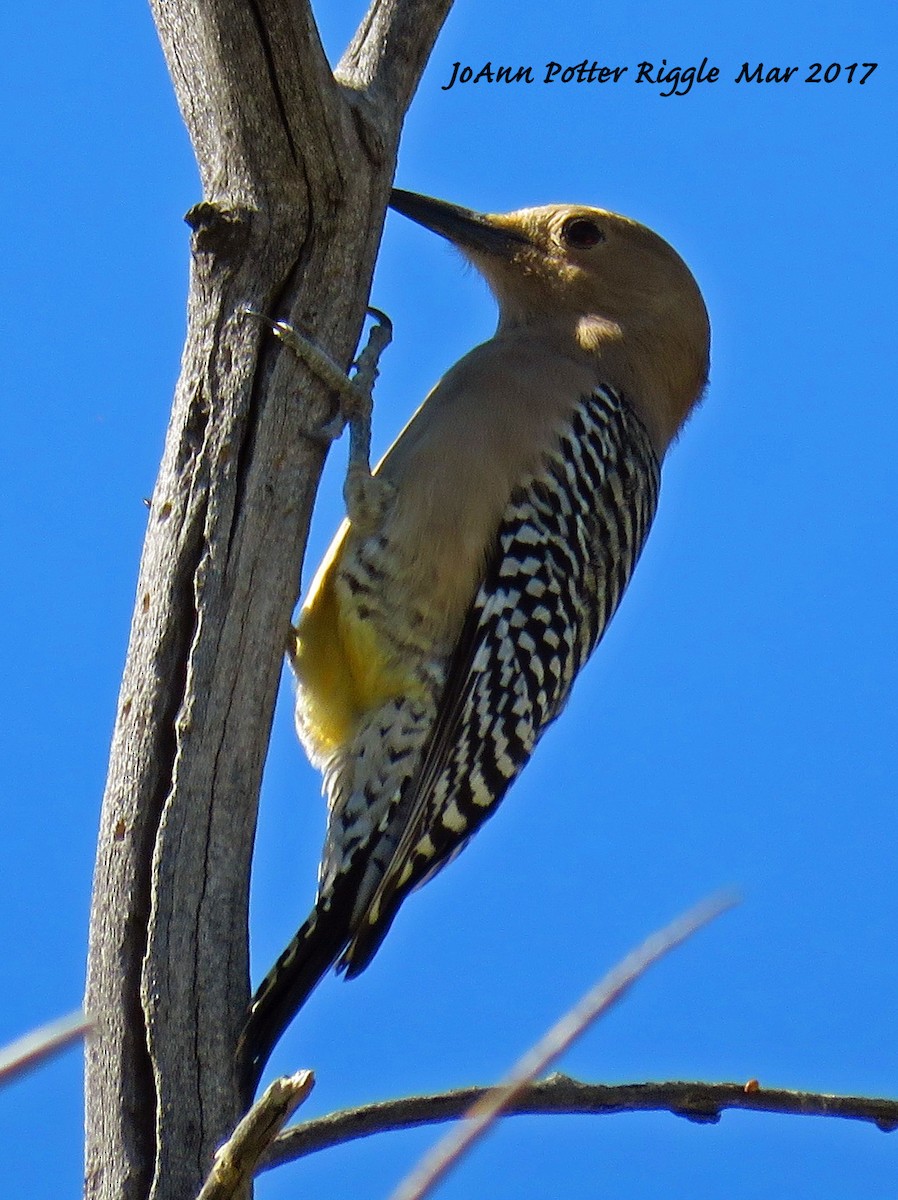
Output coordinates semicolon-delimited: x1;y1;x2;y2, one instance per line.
246;0;299;165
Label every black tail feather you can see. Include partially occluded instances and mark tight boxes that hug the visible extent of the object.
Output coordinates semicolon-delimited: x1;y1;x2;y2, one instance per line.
340;890;405;980
237;901;351;1104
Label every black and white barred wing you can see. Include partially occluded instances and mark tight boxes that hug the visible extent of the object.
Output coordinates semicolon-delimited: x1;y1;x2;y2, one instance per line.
342;387;660;972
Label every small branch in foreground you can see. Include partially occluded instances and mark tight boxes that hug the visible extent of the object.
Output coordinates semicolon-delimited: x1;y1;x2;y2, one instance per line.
196;1071;314;1200
0;1010;92;1087
262;1074;898;1172
388;892;735;1200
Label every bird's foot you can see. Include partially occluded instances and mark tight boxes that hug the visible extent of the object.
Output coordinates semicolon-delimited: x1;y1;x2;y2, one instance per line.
244;307;395;532
342;307;395;533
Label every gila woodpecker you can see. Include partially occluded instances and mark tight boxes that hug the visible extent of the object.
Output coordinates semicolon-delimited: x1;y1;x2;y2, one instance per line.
238;189;710;1096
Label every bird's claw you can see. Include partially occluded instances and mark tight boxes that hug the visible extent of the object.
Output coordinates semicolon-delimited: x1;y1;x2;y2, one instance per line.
243;307;393;511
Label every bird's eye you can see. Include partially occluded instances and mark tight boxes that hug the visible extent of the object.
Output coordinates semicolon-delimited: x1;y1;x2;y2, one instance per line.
561;217;605;249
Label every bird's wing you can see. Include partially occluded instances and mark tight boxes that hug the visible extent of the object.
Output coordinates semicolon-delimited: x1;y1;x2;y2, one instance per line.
341;386;659;973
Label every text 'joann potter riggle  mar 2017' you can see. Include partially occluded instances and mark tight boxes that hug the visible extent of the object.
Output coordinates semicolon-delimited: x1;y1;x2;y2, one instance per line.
439;58;879;96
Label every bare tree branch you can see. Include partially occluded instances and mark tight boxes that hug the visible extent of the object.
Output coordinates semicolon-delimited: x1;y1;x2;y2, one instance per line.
339;0;454;117
388;894;736;1200
84;2;452;1198
196;1071;314;1200
260;1074;898;1172
0;1011;92;1088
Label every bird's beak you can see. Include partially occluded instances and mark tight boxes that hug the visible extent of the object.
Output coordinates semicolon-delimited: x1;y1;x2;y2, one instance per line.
389;189;530;258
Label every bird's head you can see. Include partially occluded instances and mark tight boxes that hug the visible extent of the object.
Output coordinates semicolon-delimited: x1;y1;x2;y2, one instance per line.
389;189;710;452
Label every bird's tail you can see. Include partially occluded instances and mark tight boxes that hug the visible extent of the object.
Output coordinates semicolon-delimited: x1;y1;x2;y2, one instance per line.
236;902;350;1104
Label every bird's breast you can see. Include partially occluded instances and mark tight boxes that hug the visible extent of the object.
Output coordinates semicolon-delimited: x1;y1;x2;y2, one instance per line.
372;336;603;630
291;335;608;762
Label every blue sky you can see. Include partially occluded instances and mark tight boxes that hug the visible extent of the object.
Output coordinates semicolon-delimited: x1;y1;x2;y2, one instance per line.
1;0;896;1197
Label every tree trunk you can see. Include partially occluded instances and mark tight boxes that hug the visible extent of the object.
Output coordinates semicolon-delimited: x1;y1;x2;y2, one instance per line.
83;4;451;1197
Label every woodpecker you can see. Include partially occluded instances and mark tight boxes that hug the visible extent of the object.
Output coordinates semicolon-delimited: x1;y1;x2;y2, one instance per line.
238;189;710;1096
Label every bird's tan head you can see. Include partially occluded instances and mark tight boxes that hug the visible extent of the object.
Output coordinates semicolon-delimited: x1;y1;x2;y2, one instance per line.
390;189;710;453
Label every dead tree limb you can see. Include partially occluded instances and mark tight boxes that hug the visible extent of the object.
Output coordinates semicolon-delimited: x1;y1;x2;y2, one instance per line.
84;4;452;1199
261;1074;898;1173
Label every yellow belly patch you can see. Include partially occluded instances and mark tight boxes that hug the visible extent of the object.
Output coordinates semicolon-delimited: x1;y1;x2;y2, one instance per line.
290;531;423;760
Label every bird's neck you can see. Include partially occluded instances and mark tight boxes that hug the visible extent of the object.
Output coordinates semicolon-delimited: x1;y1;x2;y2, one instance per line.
493;314;693;458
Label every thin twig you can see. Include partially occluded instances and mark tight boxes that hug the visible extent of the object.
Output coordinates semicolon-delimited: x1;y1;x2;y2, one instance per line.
196;1071;315;1200
262;1075;898;1172
389;892;736;1200
0;1010;93;1087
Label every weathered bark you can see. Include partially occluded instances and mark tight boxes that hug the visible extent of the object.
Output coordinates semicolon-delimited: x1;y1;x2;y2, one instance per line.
83;3;452;1198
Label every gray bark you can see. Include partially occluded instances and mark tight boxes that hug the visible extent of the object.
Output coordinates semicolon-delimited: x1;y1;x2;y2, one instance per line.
83;3;452;1198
